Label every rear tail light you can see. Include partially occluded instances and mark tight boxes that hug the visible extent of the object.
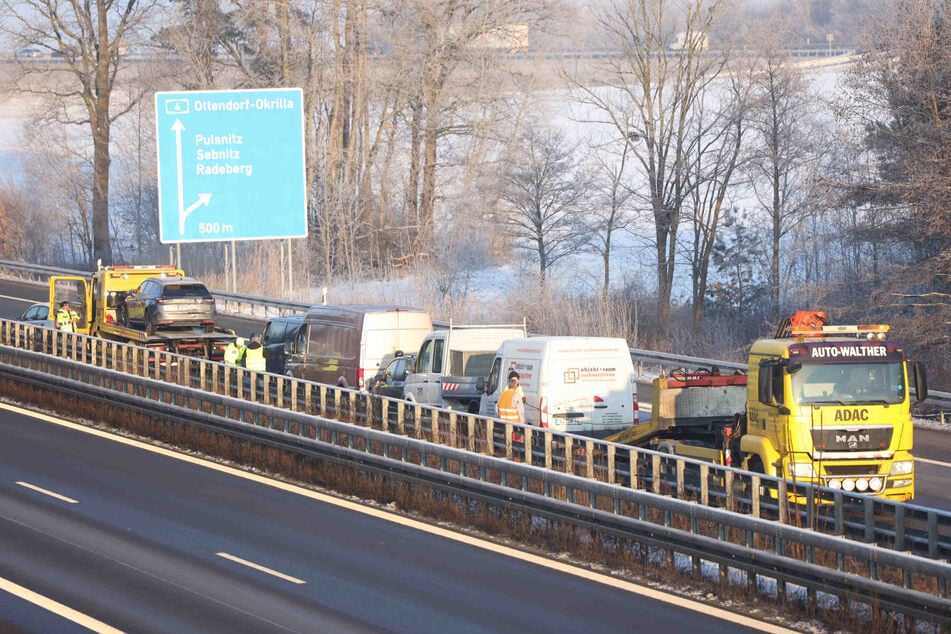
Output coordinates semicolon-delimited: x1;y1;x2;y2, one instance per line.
540;396;549;428
357;367;364;389
633;396;640;423
593;395;604;403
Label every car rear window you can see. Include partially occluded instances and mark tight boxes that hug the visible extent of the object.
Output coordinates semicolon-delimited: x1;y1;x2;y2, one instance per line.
164;284;211;298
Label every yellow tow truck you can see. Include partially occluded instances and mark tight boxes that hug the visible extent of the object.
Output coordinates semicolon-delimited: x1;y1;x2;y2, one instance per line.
49;264;236;360
610;312;927;501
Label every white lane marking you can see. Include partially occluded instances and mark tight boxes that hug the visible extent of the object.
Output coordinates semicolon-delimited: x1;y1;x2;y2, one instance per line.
1;401;794;633
216;552;306;585
0;294;36;303
16;481;79;504
916;456;951;468
0;575;124;633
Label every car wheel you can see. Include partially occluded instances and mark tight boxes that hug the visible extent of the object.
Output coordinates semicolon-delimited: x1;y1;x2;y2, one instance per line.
145;319;156;336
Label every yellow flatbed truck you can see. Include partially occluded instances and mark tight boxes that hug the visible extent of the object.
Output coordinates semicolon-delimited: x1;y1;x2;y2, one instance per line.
49;264;236;361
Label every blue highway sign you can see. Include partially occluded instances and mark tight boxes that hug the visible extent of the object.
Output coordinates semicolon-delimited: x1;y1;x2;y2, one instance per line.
155;88;307;243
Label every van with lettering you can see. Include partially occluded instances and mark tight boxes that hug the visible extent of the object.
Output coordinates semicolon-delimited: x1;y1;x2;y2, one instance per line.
479;336;638;438
284;305;432;390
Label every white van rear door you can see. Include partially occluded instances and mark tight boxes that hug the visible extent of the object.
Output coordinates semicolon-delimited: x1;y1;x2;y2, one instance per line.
546;355;634;436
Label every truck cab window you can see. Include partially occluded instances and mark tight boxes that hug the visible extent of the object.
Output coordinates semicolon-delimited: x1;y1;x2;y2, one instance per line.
417;340;433;373
432;340;444;374
486;358;502;394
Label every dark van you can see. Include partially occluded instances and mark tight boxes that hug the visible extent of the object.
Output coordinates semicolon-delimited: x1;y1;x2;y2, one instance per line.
284;305;432;390
261;315;304;373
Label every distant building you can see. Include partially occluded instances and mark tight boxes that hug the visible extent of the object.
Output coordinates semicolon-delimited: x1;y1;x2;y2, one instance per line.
471;24;530;53
670;31;709;51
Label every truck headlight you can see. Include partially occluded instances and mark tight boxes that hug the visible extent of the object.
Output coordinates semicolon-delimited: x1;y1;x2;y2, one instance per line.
789;462;816;478
889;460;914;476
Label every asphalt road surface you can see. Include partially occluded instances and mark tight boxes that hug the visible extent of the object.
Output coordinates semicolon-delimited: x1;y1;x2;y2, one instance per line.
0;405;785;633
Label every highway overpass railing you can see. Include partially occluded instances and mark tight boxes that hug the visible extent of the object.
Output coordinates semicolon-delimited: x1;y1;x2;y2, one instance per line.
1;318;950;561
1;339;949;630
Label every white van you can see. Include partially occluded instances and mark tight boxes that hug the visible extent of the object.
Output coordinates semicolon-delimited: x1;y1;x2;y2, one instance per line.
479;336;638;438
403;322;527;412
285;305;432;390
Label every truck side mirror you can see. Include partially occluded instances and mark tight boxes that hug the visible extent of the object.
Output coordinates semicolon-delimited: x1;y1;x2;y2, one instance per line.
476;376;485;393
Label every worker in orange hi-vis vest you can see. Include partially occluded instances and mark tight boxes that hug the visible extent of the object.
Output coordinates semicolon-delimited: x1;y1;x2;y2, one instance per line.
497;372;526;442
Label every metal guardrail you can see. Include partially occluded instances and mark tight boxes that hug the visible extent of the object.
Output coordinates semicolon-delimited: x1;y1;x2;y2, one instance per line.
3;259;949;414
2;319;950;561
1;341;949;628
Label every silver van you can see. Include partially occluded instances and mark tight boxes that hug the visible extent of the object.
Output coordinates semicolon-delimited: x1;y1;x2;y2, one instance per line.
284;305;432;390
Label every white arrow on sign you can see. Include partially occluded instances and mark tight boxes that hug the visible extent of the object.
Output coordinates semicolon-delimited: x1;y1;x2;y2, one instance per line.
171;118;212;235
180;193;212;234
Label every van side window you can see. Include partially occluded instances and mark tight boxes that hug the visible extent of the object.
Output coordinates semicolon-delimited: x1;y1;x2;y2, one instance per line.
432;340;444;375
310;323;359;359
487;358;502;394
263;322;282;345
418;340;433;373
294;324;308;353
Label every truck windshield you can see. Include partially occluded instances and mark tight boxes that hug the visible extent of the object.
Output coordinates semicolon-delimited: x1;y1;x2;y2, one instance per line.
791;361;905;405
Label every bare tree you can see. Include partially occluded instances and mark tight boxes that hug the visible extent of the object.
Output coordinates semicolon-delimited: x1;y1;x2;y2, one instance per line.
1;0;158;267
682;64;752;329
494;125;590;286
564;0;732;333
743;33;822;323
155;0;240;90
584;141;635;300
384;0;554;254
838;0;951;384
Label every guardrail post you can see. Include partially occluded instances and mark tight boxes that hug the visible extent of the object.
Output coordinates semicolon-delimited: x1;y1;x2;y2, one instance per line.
676;460;685;498
397;401;405;435
381;399;389;432
485;420;494;456
198;358;207;391
524;427;533;466
413;403;423;439
545;432;553;470
565;436;574;475
864;498;875;543
505;424;513;461
628;448;638;490
180;357;191;386
449;411;457;447
607;444;616;484
467;416;476;453
652;454;661;494
778;481;788;525
700;464;709;506
929;512;940;560
365;393;374;428
751;475;761;518
585;440;594;480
